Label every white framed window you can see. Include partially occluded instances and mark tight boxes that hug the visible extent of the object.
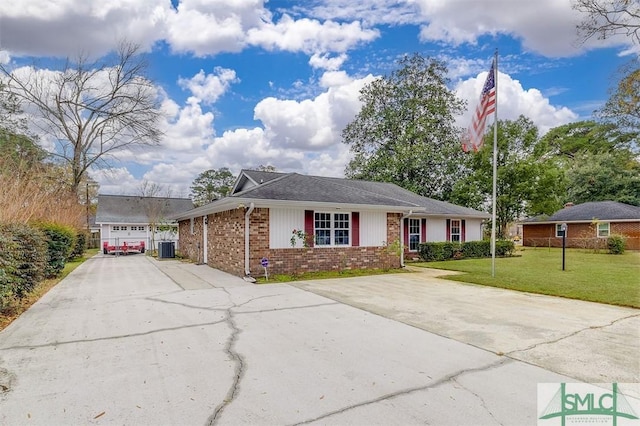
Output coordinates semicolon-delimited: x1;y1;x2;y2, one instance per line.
315;212;350;246
121;226;128;231
597;222;610;238
139;226;145;231
555;224;565;237
112;225;120;231
131;226;137;231
408;218;420;251
450;219;461;242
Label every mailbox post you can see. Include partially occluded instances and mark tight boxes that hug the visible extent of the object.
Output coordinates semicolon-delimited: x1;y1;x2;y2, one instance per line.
261;257;269;280
560;223;567;271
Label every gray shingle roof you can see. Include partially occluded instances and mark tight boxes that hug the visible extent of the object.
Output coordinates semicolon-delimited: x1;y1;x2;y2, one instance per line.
219;171;488;218
96;195;194;224
523;201;640;223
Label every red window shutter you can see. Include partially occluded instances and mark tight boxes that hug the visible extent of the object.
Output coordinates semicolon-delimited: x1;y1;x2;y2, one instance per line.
352;212;360;247
304;210;314;247
446;219;451;242
421;218;427;242
461;220;466;242
403;218;409;246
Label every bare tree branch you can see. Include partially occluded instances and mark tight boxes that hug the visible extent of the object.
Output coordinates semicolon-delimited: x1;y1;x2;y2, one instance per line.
0;41;163;193
573;0;640;45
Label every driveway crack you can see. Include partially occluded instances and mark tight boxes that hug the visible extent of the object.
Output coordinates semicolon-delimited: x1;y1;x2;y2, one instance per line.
206;288;246;426
507;313;640;356
451;377;503;425
291;358;512;425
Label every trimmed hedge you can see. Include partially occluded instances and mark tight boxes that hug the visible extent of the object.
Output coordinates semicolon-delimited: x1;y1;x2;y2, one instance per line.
70;231;87;260
0;223;48;307
35;222;76;278
418;240;515;262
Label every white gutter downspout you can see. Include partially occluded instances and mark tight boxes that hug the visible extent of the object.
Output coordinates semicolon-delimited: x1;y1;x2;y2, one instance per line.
244;202;255;276
400;210;413;267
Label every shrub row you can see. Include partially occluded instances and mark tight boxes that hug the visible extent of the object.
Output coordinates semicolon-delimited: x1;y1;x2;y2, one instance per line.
0;222;84;309
418;240;515;262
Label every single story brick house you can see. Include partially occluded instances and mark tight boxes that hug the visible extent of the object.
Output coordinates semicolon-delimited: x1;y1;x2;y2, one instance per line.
172;170;489;278
521;201;640;250
96;195;194;252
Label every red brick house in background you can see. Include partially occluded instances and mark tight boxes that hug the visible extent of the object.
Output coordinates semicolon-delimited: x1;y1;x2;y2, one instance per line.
521;201;640;250
172;170;489;278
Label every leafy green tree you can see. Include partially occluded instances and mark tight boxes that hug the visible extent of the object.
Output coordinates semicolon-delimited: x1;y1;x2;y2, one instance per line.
342;53;467;201
536;119;639;206
567;150;640;206
190;168;236;206
536;120;637;160
451;116;566;238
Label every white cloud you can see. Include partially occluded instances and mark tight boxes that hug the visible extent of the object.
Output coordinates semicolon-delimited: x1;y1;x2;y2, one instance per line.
0;0;167;57
456;70;578;135
91;167;141;195
246;15;379;54
253;73;374;150
178;67;239;104
309;53;348;71
412;0;628;56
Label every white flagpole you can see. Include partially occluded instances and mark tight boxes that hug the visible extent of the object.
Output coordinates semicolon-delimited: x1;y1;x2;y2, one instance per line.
491;50;498;278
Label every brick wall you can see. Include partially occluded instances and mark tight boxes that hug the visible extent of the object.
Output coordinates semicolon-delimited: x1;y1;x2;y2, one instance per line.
179;209;403;277
178;216;203;262
523;221;640;250
247;210;402;276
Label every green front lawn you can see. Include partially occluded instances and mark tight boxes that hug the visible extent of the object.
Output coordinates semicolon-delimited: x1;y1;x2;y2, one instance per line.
412;248;640;308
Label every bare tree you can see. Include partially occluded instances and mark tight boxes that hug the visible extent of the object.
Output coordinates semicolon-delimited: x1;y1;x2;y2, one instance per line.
138;181;175;255
0;42;163;194
573;0;640;45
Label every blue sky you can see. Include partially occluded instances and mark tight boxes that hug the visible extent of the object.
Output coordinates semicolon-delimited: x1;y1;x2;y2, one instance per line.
0;0;635;197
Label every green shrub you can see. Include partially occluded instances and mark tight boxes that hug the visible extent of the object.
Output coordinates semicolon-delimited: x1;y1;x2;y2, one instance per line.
70;231;87;260
607;234;626;255
0;232;19;309
0;223;48;300
419;242;462;261
461;240;491;258
419;239;515;262
495;240;515;257
36;222;77;278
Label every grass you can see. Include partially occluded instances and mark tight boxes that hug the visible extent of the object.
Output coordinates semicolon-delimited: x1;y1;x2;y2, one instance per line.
0;248;99;331
411;247;640;308
255;267;406;284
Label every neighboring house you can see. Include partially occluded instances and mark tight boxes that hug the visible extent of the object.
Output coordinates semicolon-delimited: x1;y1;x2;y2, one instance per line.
96;195;194;252
172;170;490;278
521;201;640;250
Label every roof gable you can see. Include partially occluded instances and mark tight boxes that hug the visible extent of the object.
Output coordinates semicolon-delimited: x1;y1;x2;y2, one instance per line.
230;169;288;194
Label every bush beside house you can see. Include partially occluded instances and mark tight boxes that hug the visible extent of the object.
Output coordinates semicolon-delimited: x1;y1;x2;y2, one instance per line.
0;222;82;310
418;240;515;262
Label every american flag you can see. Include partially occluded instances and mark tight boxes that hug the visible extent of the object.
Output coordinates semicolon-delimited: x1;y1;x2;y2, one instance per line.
463;60;496;152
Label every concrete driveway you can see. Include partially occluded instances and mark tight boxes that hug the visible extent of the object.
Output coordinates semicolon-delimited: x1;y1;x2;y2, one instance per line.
0;255;636;425
293;267;640;384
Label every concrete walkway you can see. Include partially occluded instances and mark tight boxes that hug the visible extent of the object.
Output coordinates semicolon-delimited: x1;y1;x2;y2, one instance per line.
0;255;637;425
